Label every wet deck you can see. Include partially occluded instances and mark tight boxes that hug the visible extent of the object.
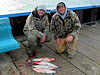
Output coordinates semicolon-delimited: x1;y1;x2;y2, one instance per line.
0;21;100;75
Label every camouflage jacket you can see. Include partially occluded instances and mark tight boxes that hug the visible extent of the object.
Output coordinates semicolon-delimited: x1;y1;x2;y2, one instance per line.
50;10;81;39
23;10;49;39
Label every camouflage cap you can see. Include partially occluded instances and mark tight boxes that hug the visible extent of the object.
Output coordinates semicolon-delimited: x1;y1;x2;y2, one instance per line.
57;2;66;9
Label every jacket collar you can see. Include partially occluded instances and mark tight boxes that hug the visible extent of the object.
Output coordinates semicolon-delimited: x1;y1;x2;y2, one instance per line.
56;9;71;19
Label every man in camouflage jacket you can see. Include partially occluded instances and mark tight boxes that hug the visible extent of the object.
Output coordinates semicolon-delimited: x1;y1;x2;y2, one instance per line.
23;5;49;57
50;2;81;58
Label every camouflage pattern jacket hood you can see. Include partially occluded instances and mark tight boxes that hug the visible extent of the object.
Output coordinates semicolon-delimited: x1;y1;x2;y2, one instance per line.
23;9;49;39
50;10;81;39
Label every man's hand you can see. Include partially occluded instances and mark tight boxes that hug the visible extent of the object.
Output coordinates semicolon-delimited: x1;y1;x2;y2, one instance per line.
56;38;61;45
66;35;74;43
40;35;46;43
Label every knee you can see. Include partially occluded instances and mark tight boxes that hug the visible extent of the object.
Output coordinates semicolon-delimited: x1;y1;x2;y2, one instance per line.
74;35;78;41
28;38;37;47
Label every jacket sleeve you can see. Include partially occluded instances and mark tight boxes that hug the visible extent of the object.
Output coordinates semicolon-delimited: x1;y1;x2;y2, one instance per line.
50;15;56;33
43;15;49;35
23;13;44;39
43;15;53;41
69;11;81;37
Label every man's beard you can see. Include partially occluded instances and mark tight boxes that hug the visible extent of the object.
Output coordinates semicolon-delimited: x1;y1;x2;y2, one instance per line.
59;12;65;15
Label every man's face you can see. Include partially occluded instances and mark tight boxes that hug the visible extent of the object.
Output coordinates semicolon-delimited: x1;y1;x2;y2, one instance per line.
37;9;45;16
58;6;66;15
